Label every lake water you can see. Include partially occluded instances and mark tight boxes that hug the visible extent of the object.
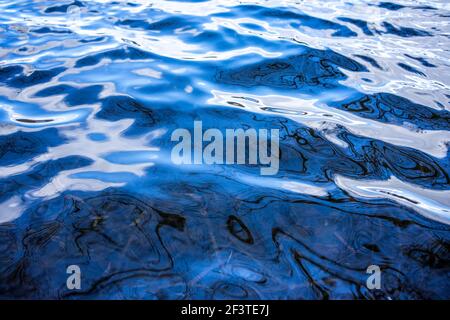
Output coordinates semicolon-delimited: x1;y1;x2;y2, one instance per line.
0;0;449;299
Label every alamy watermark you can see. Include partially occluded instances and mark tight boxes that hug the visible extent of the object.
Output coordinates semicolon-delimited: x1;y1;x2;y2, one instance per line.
171;121;280;175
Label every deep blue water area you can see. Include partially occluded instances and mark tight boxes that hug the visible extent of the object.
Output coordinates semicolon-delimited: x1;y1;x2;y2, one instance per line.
0;0;449;299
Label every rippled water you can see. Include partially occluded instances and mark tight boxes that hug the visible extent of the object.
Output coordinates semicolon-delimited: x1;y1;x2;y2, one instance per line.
0;0;449;299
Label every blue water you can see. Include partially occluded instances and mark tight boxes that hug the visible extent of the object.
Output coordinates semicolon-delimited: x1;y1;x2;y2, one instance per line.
0;0;449;299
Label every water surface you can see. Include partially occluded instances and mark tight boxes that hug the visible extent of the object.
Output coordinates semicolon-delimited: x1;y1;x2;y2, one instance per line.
0;0;449;299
